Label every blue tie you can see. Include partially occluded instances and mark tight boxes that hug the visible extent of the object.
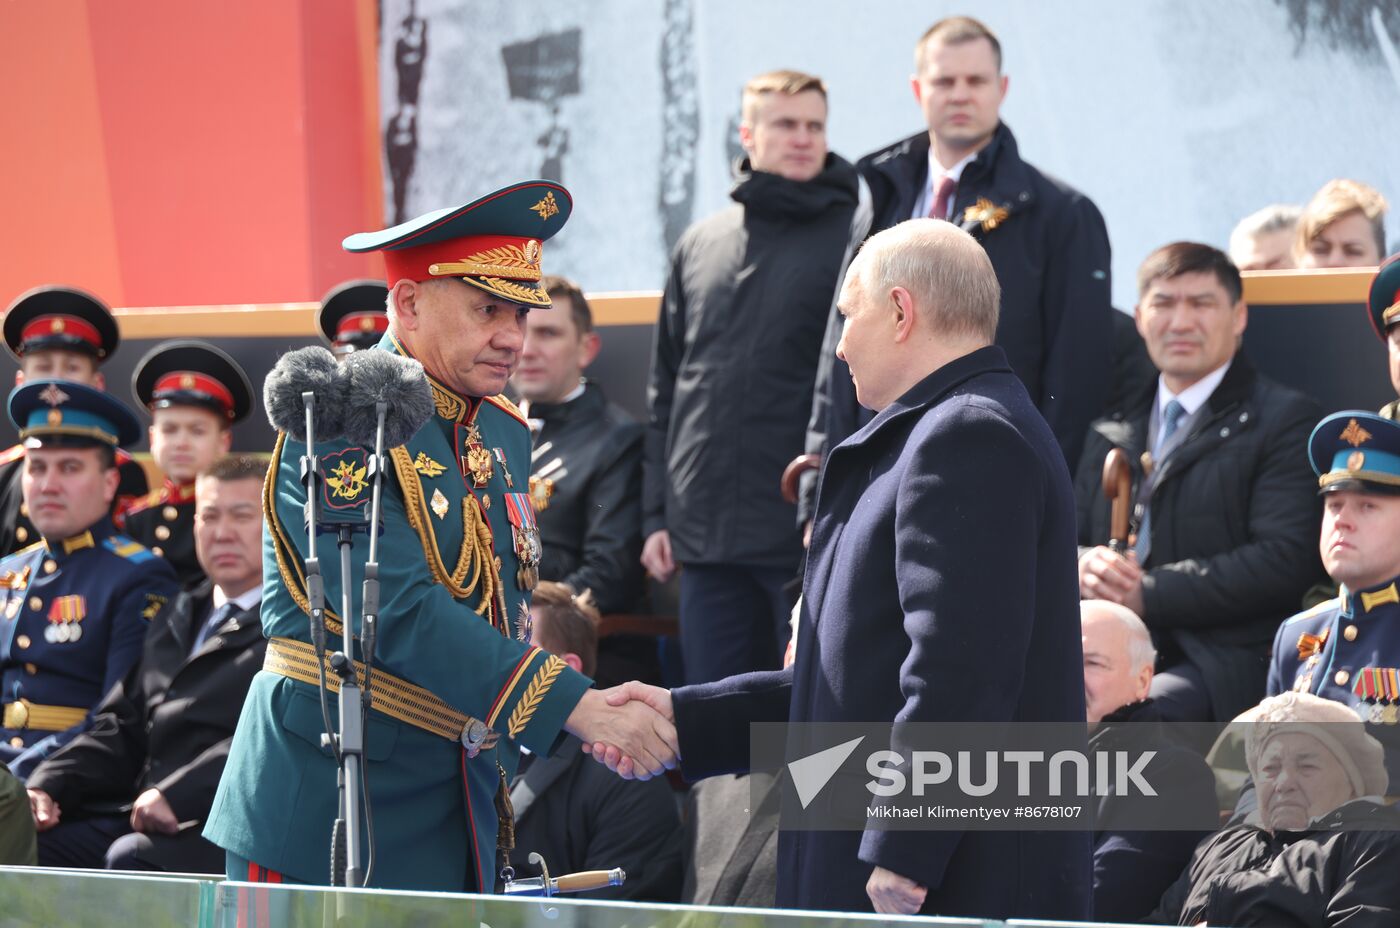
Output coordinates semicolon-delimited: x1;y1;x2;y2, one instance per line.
1134;400;1186;563
192;602;237;655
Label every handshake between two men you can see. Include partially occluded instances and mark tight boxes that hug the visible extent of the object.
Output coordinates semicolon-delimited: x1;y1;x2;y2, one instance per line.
565;682;677;780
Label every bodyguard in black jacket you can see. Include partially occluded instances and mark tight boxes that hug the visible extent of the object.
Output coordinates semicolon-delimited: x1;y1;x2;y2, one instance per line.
643;71;864;684
26;456;268;872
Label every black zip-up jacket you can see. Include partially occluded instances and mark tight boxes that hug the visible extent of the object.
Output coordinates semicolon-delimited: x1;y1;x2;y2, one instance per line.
1150;800;1400;926
644;154;860;568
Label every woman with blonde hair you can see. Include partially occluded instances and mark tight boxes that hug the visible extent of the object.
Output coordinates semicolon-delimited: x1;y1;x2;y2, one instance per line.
1295;179;1388;268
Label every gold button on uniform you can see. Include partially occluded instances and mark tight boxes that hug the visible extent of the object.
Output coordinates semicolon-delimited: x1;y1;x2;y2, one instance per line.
19;503;28;518
42;560;55;574
163;506;179;521
1345;625;1359;642
14;527;27;543
9;737;22;749
24;663;36;675
154;525;171;541
1335;670;1351;686
28;597;41;612
153;546;164;557
15;635;30;649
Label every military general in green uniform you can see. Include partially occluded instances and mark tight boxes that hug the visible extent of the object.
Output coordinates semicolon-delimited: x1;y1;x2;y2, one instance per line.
205;181;678;892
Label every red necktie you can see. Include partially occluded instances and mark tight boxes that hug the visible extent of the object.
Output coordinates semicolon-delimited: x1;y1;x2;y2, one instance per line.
930;174;957;220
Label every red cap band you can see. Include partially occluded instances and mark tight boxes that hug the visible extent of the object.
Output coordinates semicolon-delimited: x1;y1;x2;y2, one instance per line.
335;311;390;340
153;370;235;416
20;314;103;351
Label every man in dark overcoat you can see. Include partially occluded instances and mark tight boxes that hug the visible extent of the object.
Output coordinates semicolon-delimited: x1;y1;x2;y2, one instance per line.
591;219;1090;919
801;16;1112;522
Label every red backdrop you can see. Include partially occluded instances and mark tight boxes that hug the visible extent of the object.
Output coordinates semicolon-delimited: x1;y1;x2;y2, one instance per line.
0;0;385;310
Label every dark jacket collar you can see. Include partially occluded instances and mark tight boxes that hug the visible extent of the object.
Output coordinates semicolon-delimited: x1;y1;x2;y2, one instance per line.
527;381;606;426
730;153;860;221
841;346;1013;451
509;733;583;821
1099;352;1259;453
865;122;1036;218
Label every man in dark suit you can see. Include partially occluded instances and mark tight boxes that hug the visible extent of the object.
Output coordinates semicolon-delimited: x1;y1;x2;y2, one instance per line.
802;16;1112;518
507;582;681;901
1075;242;1323;723
593;219;1090;919
25;454;268;872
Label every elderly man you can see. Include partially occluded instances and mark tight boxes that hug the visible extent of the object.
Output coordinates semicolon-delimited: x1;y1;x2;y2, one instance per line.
0;382;179;781
1227;204;1301;272
1075;242;1323;722
598;219;1090;919
205;182;677;892
25;454;268;872
1081;600;1216;923
1150;692;1400;926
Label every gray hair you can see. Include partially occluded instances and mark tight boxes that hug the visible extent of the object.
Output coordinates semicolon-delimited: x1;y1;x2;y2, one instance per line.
853;218;1000;342
1228;204;1301;264
1081;599;1156;673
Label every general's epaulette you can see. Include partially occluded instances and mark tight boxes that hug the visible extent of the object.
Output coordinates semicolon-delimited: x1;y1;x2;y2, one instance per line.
102;535;156;563
484;393;527;426
1280;597;1339;627
0;444;25;467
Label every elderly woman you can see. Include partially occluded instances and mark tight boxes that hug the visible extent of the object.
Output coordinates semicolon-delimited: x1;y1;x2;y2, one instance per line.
1294;179;1388;268
1149;692;1400;926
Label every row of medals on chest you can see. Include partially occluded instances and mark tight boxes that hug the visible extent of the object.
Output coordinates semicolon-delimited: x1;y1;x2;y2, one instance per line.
454;424;539;593
1297;626;1400;724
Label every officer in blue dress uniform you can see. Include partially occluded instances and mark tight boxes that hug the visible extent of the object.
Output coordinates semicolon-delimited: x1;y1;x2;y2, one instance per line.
317;280;389;356
0;381;180;779
1267;411;1400;778
0;287;149;556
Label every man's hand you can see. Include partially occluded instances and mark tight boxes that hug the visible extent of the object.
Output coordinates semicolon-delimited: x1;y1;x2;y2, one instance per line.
640;530;676;582
867;865;927;914
27;788;60;832
566;686;677;780
130;788;180;835
1078;546;1146;616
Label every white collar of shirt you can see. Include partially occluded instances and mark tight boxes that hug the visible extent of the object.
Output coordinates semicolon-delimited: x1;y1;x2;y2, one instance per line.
911;149;978;220
1156;358;1232;422
212;585;263;616
519;379;586;421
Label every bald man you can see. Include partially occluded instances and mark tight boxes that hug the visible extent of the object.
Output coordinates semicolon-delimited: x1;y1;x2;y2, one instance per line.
1081;600;1217;923
596;219;1090;919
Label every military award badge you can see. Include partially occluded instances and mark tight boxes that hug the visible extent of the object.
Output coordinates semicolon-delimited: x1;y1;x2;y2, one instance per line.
503;492;542;591
463;424;493;487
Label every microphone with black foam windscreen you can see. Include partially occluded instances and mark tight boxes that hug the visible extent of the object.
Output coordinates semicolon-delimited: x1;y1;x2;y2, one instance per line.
264;346;349;441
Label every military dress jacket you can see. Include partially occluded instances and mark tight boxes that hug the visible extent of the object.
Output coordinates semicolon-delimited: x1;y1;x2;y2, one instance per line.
672;347;1092;919
27;583;265;858
123;481;202;590
527;382;644;614
0;516;179;779
1267;576;1400;778
0;445;150;558
206;334;591;892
